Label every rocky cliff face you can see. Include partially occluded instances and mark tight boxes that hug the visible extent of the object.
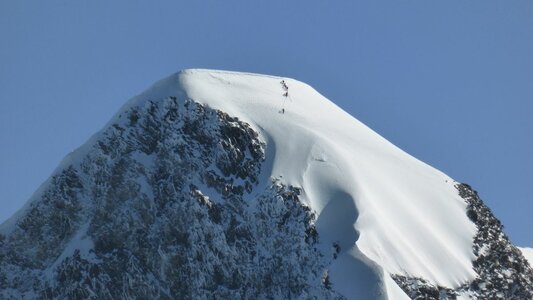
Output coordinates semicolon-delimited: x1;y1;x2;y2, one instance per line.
0;97;341;299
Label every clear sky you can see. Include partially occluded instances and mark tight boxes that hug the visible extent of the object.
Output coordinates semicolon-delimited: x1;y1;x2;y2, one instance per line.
1;1;531;246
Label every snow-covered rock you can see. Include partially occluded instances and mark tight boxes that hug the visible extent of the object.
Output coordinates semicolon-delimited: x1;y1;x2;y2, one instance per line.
0;69;531;299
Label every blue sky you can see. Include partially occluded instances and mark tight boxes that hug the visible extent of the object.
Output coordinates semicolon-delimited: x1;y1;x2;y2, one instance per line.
1;1;532;246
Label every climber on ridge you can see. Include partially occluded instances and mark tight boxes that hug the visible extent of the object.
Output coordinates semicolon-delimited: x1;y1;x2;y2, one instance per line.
279;80;289;114
280;80;289;97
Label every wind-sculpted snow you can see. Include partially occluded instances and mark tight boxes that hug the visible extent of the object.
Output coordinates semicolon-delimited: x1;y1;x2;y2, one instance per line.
0;97;343;299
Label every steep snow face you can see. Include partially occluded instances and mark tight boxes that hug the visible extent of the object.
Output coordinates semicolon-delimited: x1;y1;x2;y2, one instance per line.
168;69;478;288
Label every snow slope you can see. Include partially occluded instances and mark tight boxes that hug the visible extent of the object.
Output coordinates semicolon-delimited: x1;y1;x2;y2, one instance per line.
520;247;533;266
1;69;480;298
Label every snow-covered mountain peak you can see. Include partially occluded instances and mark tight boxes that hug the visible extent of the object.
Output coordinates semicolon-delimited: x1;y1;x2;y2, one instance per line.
1;69;531;299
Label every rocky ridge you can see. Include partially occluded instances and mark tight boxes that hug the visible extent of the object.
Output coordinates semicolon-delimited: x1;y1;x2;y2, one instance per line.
0;97;342;299
392;184;533;299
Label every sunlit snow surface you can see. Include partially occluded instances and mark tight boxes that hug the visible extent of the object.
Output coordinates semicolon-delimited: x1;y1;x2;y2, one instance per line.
519;247;533;266
1;69;480;299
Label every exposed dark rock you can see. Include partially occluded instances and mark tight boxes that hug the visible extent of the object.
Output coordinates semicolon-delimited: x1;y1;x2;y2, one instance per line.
392;183;533;299
0;97;343;299
456;183;533;299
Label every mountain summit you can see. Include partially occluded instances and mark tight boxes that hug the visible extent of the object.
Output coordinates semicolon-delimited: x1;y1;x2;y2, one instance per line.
1;69;531;299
